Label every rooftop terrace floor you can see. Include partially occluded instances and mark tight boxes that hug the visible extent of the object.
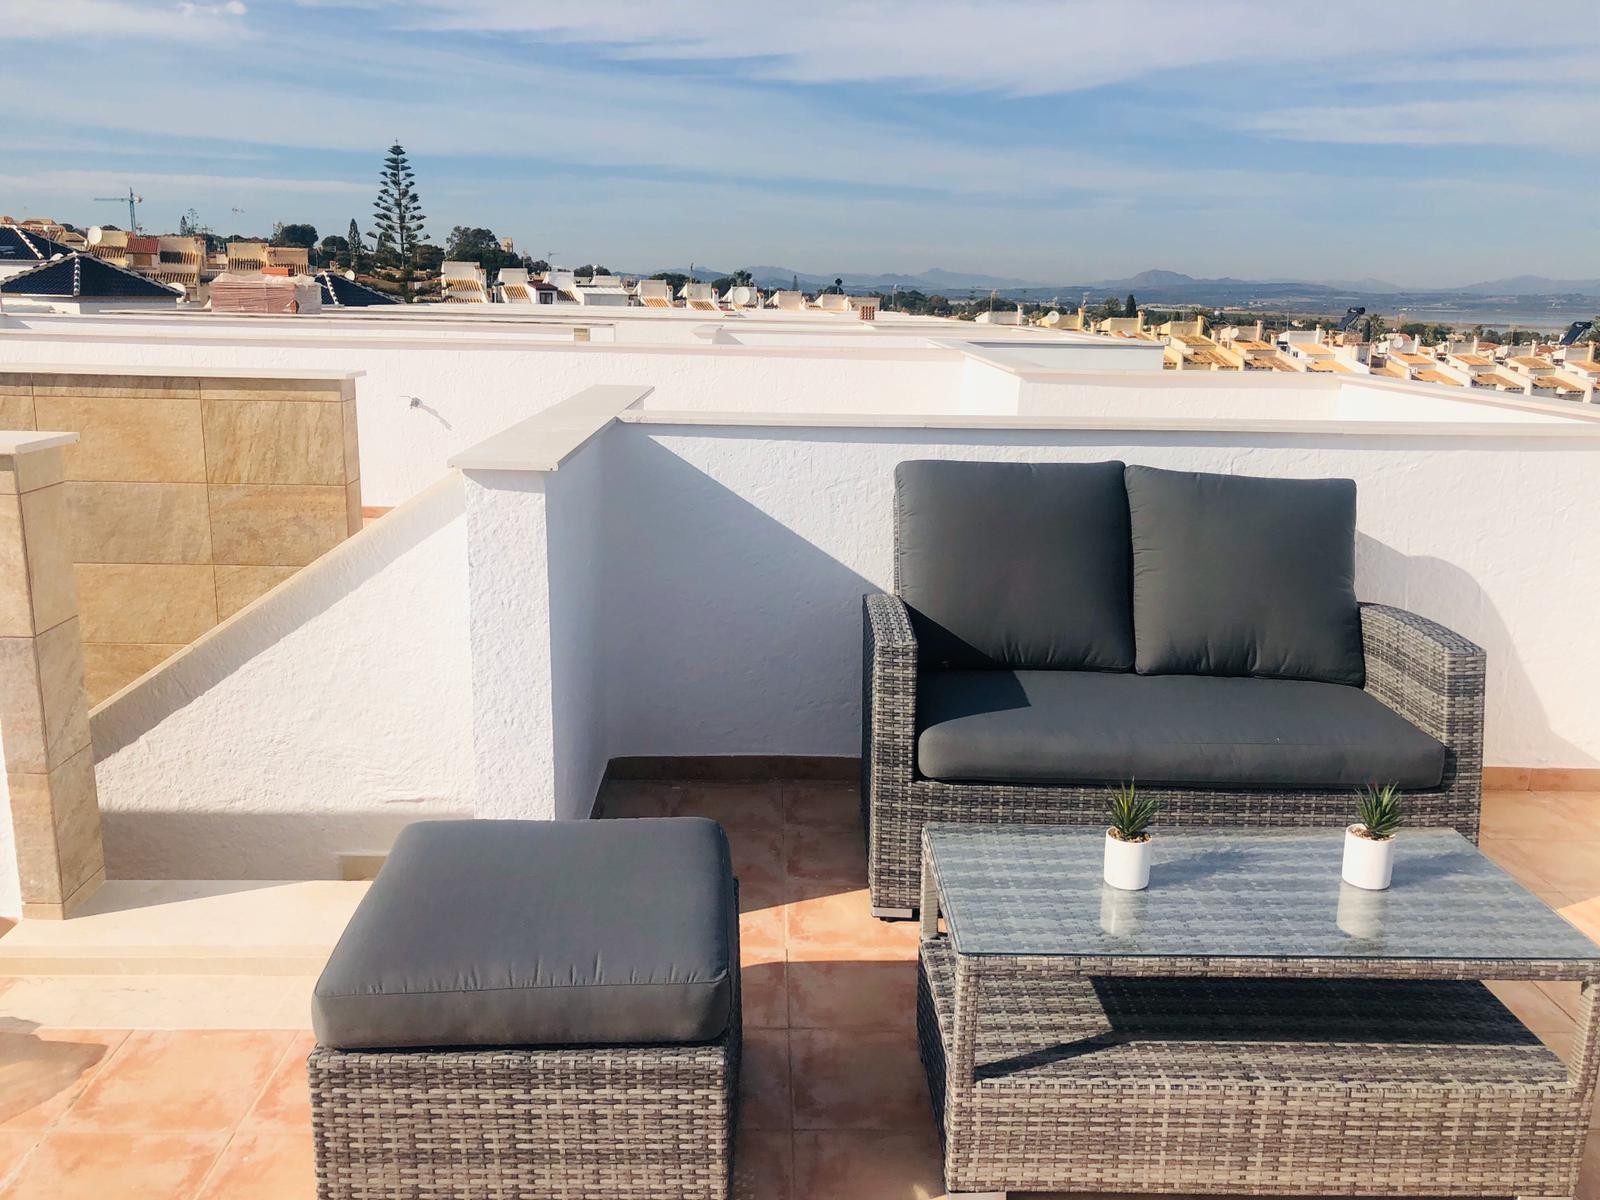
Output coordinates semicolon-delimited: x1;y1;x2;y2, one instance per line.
0;779;1598;1198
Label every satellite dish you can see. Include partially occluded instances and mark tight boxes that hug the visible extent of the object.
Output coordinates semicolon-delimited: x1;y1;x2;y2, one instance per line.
345;270;356;281
729;285;756;307
88;226;105;245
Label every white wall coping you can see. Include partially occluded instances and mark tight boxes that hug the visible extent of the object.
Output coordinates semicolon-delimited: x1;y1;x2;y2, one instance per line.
619;409;1600;439
449;384;655;472
0;361;363;382
0;320;961;360
0;430;78;455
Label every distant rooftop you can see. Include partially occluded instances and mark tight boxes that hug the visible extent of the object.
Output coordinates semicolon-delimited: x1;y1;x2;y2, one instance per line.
0;224;76;263
0;252;180;300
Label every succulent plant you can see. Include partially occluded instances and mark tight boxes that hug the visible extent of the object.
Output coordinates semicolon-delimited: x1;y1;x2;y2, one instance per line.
1104;782;1161;842
1354;783;1404;840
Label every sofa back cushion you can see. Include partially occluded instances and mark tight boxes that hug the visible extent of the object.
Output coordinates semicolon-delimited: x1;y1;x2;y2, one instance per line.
1124;464;1364;685
895;459;1134;671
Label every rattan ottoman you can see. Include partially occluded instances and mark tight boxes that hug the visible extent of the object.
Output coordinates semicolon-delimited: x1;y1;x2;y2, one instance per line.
918;825;1600;1199
309;818;741;1200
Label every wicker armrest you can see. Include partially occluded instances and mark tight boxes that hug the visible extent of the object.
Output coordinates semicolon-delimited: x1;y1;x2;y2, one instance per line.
862;592;918;745
1360;603;1484;742
862;595;919;862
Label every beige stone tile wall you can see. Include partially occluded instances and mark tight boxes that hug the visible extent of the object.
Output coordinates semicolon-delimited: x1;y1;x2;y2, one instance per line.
0;372;361;704
0;441;104;916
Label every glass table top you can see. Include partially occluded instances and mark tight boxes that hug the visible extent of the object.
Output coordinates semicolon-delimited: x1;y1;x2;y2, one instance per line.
925;825;1600;963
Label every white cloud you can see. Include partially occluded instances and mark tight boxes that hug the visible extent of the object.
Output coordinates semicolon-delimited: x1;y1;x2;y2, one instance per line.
0;169;364;195
7;0;249;40
394;0;1592;97
1246;94;1600;151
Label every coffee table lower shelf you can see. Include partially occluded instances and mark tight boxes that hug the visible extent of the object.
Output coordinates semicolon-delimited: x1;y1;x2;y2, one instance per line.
917;939;1588;1198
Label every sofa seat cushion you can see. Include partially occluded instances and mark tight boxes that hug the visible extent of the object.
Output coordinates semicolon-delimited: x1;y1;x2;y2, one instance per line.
895;459;1135;671
916;670;1446;790
1125;464;1365;685
312;817;734;1051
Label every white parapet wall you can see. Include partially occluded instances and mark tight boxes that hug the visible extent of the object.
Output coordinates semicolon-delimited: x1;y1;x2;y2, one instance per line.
590;413;1600;770
16;377;1599;892
87;473;473;880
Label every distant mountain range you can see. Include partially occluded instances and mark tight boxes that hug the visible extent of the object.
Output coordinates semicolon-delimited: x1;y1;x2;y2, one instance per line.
640;264;1600;302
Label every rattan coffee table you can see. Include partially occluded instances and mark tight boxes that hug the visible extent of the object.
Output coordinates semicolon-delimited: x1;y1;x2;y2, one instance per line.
917;825;1600;1200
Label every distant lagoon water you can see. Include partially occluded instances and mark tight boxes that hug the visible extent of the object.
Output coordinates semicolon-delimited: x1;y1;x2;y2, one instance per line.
1372;302;1597;333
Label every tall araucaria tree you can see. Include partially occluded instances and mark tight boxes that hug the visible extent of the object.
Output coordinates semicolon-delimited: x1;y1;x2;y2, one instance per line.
370;142;426;291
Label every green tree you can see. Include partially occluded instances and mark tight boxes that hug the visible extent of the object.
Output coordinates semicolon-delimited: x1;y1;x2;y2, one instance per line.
347;219;365;273
446;226;519;272
524;257;550;274
1124;293;1138;317
574;263;611;278
650;271;688;291
271;222;319;250
413;242;445;274
370;142;427;290
319;235;350;265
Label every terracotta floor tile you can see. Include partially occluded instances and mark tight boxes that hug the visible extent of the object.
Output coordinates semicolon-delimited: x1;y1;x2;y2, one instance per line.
196;1130;316;1200
782;781;861;830
733;1129;793;1200
742;960;789;1031
741;907;789;1029
0;1029;127;1131
1539;979;1587;1022
786;890;920;962
61;1030;290;1134
596;780;680;819
1479;837;1563;893
1481;791;1600;842
241;1033;314;1132
0;1134;41;1187
1515;840;1600;897
0;1132;225;1200
790;1028;929;1132
675;782;783;833
739;1029;792;1131
785;825;867;896
729;827;786;912
1533;776;1600;796
1562;894;1600;945
787;959;917;1030
792;1129;946;1200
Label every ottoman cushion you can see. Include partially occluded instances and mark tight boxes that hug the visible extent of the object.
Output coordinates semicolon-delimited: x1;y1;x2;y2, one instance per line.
312;817;735;1050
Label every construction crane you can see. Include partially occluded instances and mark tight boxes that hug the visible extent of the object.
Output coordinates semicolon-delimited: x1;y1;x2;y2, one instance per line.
94;187;142;232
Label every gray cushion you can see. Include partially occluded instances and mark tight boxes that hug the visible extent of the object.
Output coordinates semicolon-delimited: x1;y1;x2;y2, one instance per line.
1125;465;1365;684
313;817;734;1050
895;460;1134;671
916;670;1445;790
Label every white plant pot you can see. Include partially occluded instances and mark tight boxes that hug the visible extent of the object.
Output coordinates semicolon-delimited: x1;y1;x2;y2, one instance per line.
1103;830;1152;891
1341;825;1395;891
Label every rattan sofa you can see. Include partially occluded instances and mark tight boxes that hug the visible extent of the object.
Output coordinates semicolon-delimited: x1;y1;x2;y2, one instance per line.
861;460;1485;917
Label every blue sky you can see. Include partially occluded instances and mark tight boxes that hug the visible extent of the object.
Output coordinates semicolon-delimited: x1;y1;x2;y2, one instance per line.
2;0;1595;287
